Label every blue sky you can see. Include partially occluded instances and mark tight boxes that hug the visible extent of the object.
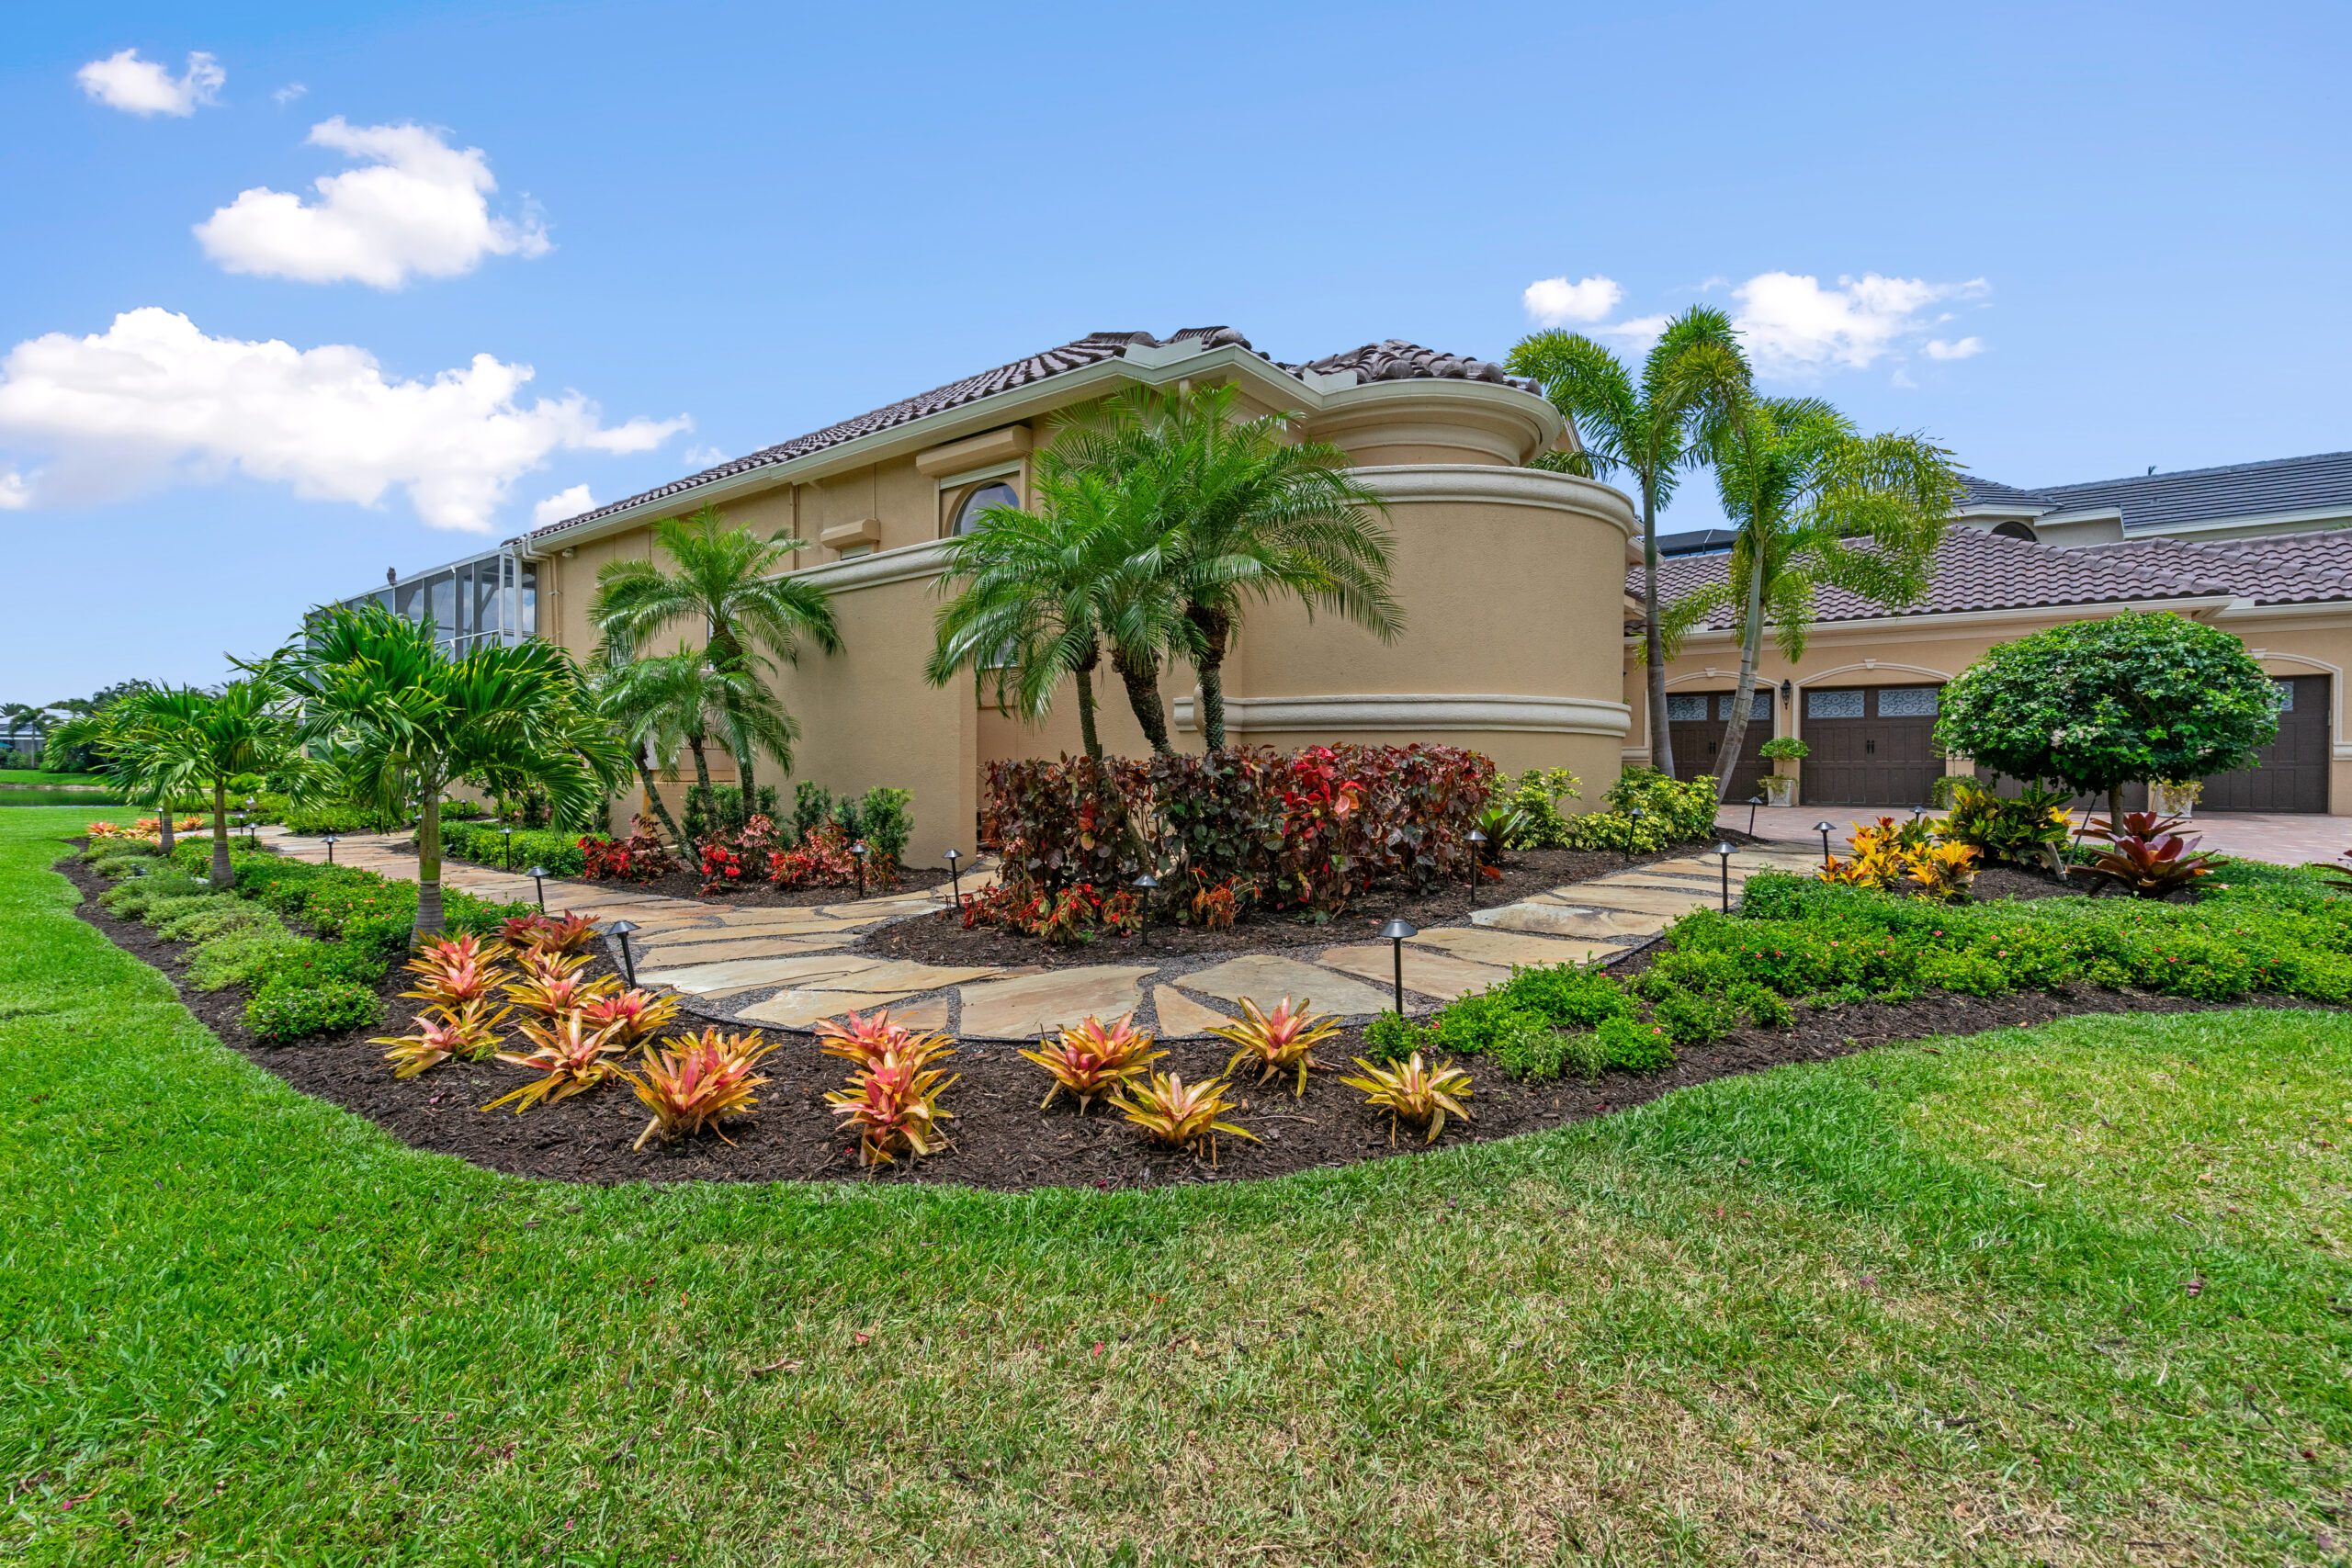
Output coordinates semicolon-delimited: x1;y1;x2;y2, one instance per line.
5;0;2347;698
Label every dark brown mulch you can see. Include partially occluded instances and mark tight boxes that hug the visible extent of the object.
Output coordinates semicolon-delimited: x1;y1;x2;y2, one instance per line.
865;841;1753;970
62;846;2329;1193
383;840;952;908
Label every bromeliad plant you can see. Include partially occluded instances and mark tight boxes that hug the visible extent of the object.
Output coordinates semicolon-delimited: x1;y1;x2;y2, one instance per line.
375;998;512;1078
483;1010;628;1112
399;932;512;1008
620;1027;780;1149
500;911;601;955
1108;1071;1258;1160
826;1043;958;1168
578;987;684;1051
1020;1012;1165;1112
813;1010;953;1072
1208;996;1340;1097
1340;1052;1475;1145
503;953;620;1021
2084;824;2213;898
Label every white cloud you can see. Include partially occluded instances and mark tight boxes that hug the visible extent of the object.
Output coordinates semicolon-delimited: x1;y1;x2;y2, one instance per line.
533;483;595;526
194;118;550;288
0;308;687;532
1521;275;1624;326
1925;335;1985;360
77;49;224;117
0;470;28;510
1730;272;1989;377
273;82;308;106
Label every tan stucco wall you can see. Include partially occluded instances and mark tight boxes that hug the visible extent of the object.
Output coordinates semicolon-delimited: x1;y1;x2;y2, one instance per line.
1637;604;2352;814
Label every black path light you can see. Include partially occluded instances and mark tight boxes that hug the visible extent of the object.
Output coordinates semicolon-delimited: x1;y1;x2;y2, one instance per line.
1815;820;1837;870
232;811;247;843
500;823;515;869
944;847;962;906
1377;918;1419;1015
1623;807;1645;863
1132;871;1159;946
527;864;548;912
606;919;639;988
1466;828;1487;879
322;831;338;864
1713;840;1736;912
1747;795;1764;834
851;840;868;897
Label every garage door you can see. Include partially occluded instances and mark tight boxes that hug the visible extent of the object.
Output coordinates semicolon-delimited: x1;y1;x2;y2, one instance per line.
1664;689;1775;801
2200;675;2331;813
1801;683;1945;807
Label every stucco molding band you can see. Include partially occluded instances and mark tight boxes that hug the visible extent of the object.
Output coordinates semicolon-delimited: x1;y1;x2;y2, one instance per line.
1172;692;1632;739
786;538;952;592
1357;465;1638;538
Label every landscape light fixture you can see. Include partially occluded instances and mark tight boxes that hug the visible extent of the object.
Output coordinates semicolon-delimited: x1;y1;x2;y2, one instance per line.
1747;795;1763;834
605;919;639;987
527;864;548;911
1132;872;1159;946
322;832;338;863
233;812;248;843
851;840;868;897
1466;828;1487;878
1713;840;1736;912
500;823;514;869
1624;807;1644;863
1377;918;1419;1015
1814;820;1836;869
944;847;962;906
1911;805;1929;823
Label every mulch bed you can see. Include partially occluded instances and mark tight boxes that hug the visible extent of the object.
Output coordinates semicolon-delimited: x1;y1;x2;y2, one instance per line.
61;846;2330;1193
382;840;953;908
866;840;1755;970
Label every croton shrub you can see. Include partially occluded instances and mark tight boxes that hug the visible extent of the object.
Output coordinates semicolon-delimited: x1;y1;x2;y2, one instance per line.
978;744;1496;937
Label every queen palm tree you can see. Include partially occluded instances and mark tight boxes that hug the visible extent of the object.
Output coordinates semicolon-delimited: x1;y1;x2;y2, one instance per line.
1066;384;1402;752
107;678;310;887
1661;396;1961;795
589;507;842;800
1509;308;1751;776
279;605;628;940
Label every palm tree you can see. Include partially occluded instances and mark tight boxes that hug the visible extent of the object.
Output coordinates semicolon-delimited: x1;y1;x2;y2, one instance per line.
584;651;691;845
1509;308;1751;776
279;604;628;940
1067;384;1402;751
597;646;797;826
589;507;842;800
1662;396;1961;795
107;679;310;887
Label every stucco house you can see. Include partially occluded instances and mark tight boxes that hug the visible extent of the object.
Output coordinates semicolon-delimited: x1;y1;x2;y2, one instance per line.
1635;452;2352;813
333;333;2351;839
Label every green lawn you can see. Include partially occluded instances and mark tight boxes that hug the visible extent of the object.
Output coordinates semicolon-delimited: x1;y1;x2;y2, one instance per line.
0;769;103;786
5;805;2348;1565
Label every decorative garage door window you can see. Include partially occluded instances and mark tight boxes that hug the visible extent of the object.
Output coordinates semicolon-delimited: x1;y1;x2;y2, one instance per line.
1717;691;1771;720
1667;694;1710;722
1807;688;1864;719
2273;679;2296;711
1877;687;1940;717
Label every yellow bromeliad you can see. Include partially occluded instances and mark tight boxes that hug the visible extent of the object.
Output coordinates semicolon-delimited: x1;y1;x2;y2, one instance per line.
1340;1053;1475;1145
1207;996;1341;1097
1019;1012;1164;1112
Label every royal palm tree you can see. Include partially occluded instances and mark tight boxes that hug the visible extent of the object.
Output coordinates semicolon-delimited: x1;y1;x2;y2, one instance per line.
589;507;842;801
1661;396;1961;795
279;605;628;940
1062;384;1401;751
1510;308;1751;776
107;678;310;887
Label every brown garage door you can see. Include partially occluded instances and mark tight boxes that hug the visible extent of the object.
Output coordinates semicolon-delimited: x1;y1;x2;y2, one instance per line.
2200;676;2331;813
1801;683;1946;807
1664;688;1775;801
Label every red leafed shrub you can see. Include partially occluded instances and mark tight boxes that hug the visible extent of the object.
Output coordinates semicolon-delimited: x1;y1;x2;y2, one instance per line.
699;841;747;891
981;744;1495;922
959;881;1138;945
768;818;890;890
580;818;676;883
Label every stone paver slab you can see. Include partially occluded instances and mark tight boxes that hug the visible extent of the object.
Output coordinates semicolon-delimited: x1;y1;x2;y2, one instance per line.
956;966;1154;1041
736;987;928;1030
1470;902;1671;941
1406;927;1619;969
1317;943;1512;1006
1537;884;1713;918
1151;985;1237;1039
646;953;885;996
1176;954;1397;1020
631;932;851;965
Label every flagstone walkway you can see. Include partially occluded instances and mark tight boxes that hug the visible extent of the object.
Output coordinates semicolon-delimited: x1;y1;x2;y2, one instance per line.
255;826;1821;1042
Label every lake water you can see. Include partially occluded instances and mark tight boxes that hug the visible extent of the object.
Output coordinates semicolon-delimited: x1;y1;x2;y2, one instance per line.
0;788;126;807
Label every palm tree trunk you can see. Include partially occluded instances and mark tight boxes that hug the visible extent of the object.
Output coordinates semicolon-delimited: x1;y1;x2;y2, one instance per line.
1713;547;1770;799
685;731;713;795
155;795;175;855
634;753;687;846
1074;647;1104;762
413;796;446;942
1112;649;1173;755
208;779;232;889
1189;605;1232;752
1641;482;1676;777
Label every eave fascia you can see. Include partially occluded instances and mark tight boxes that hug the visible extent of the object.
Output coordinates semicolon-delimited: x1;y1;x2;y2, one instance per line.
1652;594;2240;648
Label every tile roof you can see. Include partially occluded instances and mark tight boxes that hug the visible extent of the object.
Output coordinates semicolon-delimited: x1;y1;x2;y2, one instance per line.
2077;528;2352;605
1628;528;2242;629
1959;450;2352;531
531;326;1534;540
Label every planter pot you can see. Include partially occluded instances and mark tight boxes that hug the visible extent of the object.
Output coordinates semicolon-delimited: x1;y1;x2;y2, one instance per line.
1761;776;1796;807
2148;783;2197;818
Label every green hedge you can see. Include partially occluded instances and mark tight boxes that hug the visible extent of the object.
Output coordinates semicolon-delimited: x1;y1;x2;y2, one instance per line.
440;821;585;878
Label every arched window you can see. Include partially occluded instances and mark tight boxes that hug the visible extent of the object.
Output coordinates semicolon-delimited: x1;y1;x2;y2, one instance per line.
952;479;1019;536
1990;519;2039;542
